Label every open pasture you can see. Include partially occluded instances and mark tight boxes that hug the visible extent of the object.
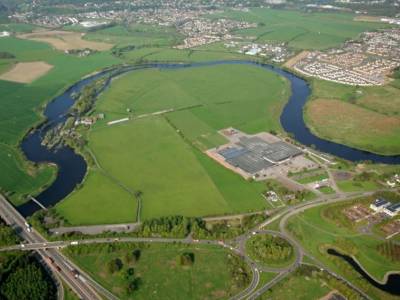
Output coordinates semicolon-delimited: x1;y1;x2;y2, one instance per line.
57;64;289;223
211;8;387;50
0;61;53;83
66;243;249;300
122;46;246;63
18;30;113;51
85;24;182;47
0;37;120;204
305;99;400;155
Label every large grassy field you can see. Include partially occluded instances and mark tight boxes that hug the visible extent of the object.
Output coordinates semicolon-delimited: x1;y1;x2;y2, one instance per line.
56;64;289;224
65;242;250;300
304;78;400;155
286;201;400;300
210;8;387;50
0;36;121;204
84;24;183;48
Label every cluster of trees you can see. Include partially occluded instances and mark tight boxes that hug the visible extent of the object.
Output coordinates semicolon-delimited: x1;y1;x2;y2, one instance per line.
139;216;191;238
227;254;250;291
0;218;19;247
0;254;56;300
247;234;293;264
0;52;15;59
105;250;142;295
71;77;108;116
50;214;268;242
192;214;267;240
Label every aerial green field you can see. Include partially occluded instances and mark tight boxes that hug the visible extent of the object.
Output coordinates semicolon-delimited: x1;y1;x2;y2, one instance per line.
210;8;387;50
122;46;246;63
84;24;183;47
305;78;400;155
0;36;121;204
0;144;56;206
259;265;363;300
65;242;250;300
56;64;289;223
56;170;137;225
286;201;400;300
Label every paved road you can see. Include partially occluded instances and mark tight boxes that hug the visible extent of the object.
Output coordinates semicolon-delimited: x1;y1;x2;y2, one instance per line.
0;189;389;300
0;194;111;300
49;222;141;236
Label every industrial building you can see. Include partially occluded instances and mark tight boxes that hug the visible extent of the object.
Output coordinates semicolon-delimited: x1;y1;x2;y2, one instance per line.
217;136;302;175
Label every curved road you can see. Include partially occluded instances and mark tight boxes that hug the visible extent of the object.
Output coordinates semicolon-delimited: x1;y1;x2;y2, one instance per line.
0;189;392;300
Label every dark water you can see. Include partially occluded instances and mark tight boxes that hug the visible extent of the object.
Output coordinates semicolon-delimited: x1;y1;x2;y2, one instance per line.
18;60;400;217
327;248;400;295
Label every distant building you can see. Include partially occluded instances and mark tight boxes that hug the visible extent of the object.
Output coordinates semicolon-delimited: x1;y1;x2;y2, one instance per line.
75;117;94;126
384;203;400;217
370;198;391;212
0;31;10;38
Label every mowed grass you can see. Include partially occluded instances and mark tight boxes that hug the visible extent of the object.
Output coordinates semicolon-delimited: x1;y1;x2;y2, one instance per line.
305;99;400;155
56;170;137;225
67;243;246;300
96;65;289;134
211;8;387;50
0;36;121;204
58;64;286;223
67;117;232;220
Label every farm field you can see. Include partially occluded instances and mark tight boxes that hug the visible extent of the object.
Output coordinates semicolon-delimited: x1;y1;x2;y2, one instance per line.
65;242;250;300
0;36;121;205
18;30;113;51
56;64;289;223
209;8;387;50
0;61;53;83
303;78;400;155
56;170;137;225
286;200;400;300
305;99;400;155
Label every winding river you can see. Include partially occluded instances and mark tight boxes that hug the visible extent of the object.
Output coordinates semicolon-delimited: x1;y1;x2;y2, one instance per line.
327;248;400;295
18;60;400;217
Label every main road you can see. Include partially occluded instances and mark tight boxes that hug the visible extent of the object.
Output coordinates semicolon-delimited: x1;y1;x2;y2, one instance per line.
0;194;116;300
0;189;387;300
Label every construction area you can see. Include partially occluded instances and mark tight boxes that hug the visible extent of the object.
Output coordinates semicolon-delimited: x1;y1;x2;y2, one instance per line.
206;128;316;180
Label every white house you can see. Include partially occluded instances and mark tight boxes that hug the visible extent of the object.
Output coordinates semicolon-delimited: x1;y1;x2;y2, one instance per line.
370;198;391;212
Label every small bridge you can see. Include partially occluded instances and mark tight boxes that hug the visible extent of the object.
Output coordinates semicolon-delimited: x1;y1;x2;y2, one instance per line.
29;196;47;210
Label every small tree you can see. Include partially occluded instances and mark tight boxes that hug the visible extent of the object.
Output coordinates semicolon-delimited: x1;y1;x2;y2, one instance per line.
179;252;195;266
108;258;123;274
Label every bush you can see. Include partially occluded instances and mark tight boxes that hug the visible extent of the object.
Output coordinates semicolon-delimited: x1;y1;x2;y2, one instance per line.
108;258;123;274
179;252;195;266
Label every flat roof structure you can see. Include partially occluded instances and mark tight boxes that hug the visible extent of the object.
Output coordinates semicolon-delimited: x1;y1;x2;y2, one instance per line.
386;203;400;214
216;132;302;175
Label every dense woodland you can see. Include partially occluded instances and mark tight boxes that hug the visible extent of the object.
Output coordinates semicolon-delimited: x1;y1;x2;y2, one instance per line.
0;219;57;300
